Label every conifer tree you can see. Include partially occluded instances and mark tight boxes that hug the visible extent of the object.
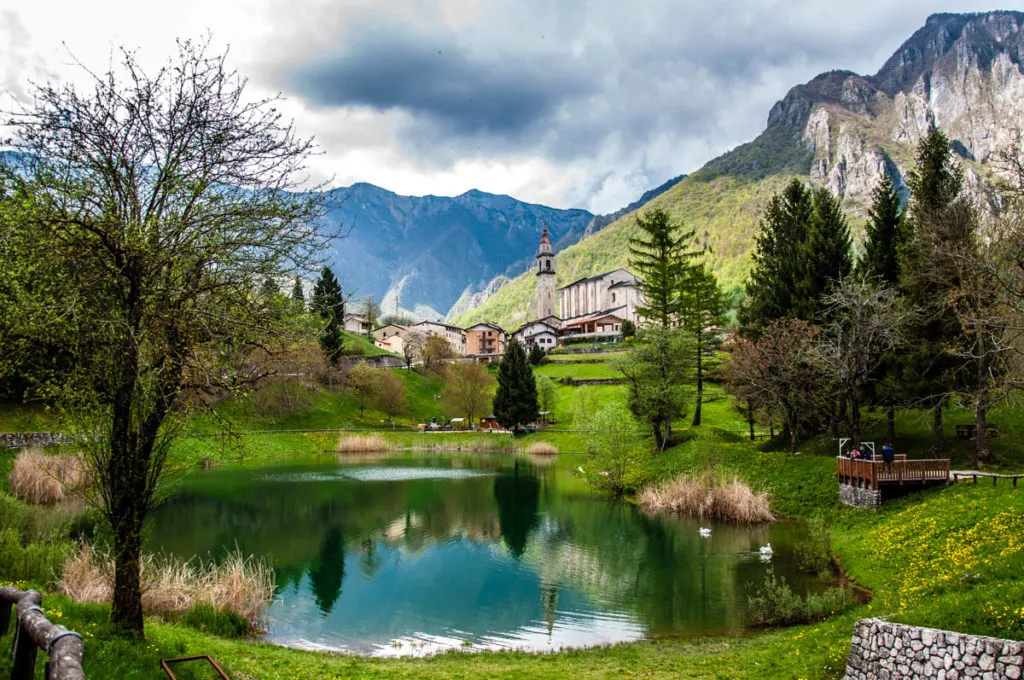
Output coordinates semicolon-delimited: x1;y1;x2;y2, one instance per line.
628;208;699;326
900;124;970;452
260;276;279;298
291;276;305;305
857;174;906;284
679;261;729;426
739;179;813;337
493;340;539;432
312;267;345;365
858;174;908;440
794;187;852;321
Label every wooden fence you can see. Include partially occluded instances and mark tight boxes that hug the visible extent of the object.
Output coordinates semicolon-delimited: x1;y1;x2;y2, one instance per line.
836;457;950;490
0;587;85;680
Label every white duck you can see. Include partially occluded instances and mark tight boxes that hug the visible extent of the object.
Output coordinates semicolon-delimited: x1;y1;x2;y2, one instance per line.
759;542;774;557
699;527;712;537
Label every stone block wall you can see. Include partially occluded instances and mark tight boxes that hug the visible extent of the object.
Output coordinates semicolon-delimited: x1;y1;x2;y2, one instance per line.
845;618;1023;679
839;483;882;509
0;432;72;450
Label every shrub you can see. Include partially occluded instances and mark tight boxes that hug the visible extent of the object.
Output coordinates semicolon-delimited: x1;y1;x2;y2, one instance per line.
180;601;250;638
794;521;834;577
0;527;74;583
638;472;773;522
337;435;391;453
8;449;91;505
525;442;559;456
59;545;275;633
747;572;852;627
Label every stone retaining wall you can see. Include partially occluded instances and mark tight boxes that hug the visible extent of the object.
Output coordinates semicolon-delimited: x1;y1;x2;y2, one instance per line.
845;618;1023;679
839;483;882;509
0;432;73;450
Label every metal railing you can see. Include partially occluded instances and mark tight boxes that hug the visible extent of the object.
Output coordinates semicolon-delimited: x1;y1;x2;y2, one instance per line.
0;587;85;680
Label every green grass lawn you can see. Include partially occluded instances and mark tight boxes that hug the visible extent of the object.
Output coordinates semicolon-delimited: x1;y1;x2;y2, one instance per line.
2;348;1023;679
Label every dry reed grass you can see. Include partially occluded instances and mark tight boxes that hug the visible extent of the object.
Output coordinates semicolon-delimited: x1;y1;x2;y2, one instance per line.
638;473;773;522
59;545;276;632
337;434;392;453
8;449;91;505
524;442;559;456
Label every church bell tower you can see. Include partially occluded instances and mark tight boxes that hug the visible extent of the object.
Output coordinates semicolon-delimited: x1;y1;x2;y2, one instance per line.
536;225;556;319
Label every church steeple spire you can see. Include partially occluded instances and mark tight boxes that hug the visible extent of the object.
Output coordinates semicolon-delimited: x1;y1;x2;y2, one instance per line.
536;224;556;318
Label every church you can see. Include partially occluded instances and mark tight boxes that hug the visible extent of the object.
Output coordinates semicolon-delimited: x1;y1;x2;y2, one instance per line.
511;226;642;349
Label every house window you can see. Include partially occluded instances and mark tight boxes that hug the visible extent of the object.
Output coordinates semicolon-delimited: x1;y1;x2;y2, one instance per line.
611;293;616;303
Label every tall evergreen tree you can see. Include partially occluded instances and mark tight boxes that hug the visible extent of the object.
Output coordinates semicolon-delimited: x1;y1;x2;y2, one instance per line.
628;208;699;326
900;124;970;452
291;275;305;305
679;261;729;426
260;276;279;298
493;340;539;432
739;179;813;337
857;174;907;284
312;267;345;365
794;187;852;321
858;174;908;441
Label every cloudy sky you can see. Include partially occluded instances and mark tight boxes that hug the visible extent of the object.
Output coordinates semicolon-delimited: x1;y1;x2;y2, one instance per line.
1;1;1021;213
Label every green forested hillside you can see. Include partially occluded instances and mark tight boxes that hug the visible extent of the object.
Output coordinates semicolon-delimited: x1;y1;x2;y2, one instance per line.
453;174;796;329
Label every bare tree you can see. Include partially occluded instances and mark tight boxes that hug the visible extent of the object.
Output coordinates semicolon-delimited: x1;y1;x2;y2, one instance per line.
345;361;378;418
0;39;329;636
402;330;425;370
374;371;407;426
422;336;455;373
811;276;910;446
441;361;496;427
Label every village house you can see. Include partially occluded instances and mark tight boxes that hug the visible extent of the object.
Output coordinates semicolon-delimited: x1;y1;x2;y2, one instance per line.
412;320;467;355
464;323;506;357
371;323;408;342
560;309;627;339
343;314;372;335
374;333;405;355
511;320;560;350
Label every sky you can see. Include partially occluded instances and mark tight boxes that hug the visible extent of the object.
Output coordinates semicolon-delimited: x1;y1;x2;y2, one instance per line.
1;1;1022;214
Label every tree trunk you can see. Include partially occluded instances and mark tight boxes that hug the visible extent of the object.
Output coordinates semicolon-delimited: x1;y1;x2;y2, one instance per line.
111;525;144;637
850;394;861;448
747;400;756;442
886;405;896;444
975;350;995;465
663;418;672;450
931;401;944;453
651;421;664;451
692;344;703;427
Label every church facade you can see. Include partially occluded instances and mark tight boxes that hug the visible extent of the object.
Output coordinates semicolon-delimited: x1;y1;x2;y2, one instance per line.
511;227;642;348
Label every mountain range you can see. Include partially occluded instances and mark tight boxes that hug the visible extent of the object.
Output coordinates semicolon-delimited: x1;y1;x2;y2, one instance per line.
451;10;1024;330
318;175;684;321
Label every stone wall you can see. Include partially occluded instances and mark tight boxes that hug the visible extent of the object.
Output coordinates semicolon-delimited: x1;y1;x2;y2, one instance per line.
839;483;882;509
845;618;1023;679
0;432;73;450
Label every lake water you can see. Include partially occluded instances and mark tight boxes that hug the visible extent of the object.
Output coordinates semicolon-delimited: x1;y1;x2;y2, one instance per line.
147;453;830;656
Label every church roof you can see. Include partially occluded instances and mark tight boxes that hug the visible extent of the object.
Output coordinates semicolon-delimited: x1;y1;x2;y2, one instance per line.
557;268;633;291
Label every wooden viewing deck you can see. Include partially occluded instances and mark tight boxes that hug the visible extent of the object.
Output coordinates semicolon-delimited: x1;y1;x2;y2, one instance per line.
837;457;950;490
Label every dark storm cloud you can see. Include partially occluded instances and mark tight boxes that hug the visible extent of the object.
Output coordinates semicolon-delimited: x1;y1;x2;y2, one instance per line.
289;22;597;138
267;0;1021;210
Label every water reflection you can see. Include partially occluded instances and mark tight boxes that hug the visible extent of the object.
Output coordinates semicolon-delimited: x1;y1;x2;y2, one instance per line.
148;453;829;655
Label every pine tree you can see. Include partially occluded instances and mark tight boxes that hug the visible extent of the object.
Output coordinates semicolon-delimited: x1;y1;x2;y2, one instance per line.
857;174;906;285
794;187;852;321
858;174;908;440
628;208;699;327
291;276;305;305
312;267;345;365
899;124;970;452
679;261;729;426
493;340;539;432
260;276;279;298
739;179;813;337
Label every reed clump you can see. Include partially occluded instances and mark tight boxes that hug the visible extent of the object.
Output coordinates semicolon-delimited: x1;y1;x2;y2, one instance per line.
8;449;91;505
59;545;276;633
337;434;392;453
525;442;559;456
638;472;773;522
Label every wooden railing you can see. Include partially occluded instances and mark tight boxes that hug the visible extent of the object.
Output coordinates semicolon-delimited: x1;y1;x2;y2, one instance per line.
0;587;85;680
837;457;950;490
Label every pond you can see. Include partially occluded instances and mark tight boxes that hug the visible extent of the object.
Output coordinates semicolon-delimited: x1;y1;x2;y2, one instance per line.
148;453;831;656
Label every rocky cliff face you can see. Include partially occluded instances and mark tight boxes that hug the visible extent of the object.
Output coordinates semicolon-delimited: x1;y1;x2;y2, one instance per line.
445;275;511;321
775;11;1024;212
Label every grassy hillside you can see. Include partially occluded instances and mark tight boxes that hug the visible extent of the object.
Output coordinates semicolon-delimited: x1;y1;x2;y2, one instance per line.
453;174;796;330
